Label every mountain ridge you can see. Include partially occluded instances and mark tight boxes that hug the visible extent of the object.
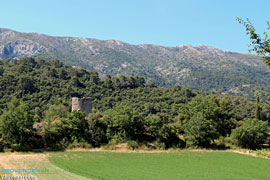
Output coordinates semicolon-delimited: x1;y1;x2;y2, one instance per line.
0;27;269;97
0;27;242;53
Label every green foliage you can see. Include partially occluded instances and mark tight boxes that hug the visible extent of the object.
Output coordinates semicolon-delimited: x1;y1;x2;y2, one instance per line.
67;140;92;149
41;101;86;150
236;17;270;67
43;103;69;121
87;112;108;146
3;29;270;98
179;95;236;147
255;93;261;120
42;110;87;149
126;140;140;150
0;98;37;151
102;105;145;143
231;118;269;149
0;67;4;76
184;112;218;147
19;76;36;93
0;58;269;150
145;114;163;139
251;149;270;158
0;58;146;113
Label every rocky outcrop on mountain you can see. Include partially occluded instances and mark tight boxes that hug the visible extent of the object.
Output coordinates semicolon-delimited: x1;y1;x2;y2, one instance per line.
0;27;268;97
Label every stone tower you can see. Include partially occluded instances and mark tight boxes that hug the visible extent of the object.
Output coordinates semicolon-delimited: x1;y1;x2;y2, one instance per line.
72;97;92;116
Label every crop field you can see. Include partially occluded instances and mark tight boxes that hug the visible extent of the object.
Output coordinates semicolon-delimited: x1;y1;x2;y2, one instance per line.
0;153;89;180
49;151;270;180
0;151;270;180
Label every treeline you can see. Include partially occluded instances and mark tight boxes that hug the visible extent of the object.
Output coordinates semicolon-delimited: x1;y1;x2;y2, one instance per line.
0;57;145;114
0;58;269;151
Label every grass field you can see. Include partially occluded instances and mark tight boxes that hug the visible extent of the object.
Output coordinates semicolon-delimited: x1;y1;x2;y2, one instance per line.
0;153;90;180
49;151;270;180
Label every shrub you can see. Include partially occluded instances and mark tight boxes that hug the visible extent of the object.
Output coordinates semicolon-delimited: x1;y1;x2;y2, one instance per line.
231;118;269;149
251;149;270;158
184;112;219;148
67;140;92;149
152;141;165;150
102;105;145;142
0;98;36;151
87;112;108;147
213;136;229;149
42;110;87;149
0;139;4;152
127;140;139;150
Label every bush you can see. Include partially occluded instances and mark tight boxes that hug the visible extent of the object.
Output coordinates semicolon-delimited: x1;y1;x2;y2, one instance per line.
0;139;4;152
213;136;230;149
180;95;236;148
127;140;139;150
87;112;108;147
184;112;219;148
152;141;166;150
42;110;87;149
251;149;270;158
0;98;37;151
67;140;92;149
231;118;269;149
102;105;145;142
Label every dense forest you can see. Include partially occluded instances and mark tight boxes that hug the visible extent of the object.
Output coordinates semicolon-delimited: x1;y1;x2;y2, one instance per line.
0;57;269;151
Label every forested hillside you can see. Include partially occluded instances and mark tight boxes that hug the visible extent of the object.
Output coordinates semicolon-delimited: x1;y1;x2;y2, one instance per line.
1;28;270;97
0;58;269;151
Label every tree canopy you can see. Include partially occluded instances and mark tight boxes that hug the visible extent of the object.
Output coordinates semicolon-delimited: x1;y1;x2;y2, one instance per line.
0;57;269;151
236;17;270;67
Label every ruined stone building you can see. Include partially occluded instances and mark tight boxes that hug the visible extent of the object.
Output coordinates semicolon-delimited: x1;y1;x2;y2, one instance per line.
72;97;92;116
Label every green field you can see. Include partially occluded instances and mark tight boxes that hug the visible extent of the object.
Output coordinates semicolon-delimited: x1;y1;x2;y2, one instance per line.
49;151;270;180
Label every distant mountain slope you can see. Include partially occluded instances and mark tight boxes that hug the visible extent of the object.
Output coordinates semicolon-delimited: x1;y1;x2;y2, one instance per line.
0;27;269;97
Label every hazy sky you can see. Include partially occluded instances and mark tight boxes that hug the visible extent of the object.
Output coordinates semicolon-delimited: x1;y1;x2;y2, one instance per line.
1;0;270;52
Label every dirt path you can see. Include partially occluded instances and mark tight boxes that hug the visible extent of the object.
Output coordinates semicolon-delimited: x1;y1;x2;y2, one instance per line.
0;153;91;180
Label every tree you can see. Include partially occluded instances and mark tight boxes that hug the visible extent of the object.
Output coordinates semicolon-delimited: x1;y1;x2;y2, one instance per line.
102;105;145;143
236;17;270;67
42;110;87;149
87;112;108;146
184;112;218;147
104;75;113;89
58;69;68;80
0;67;4;76
90;71;100;85
19;76;36;93
0;98;36;151
119;75;129;88
231;118;268;149
145;114;163;140
112;77;121;89
254;90;264;120
179;95;236;147
43;103;69;122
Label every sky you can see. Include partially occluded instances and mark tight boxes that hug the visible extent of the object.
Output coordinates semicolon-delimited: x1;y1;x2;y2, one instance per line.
1;0;270;53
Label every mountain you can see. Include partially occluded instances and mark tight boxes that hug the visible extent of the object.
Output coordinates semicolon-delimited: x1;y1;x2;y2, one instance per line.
1;27;269;97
